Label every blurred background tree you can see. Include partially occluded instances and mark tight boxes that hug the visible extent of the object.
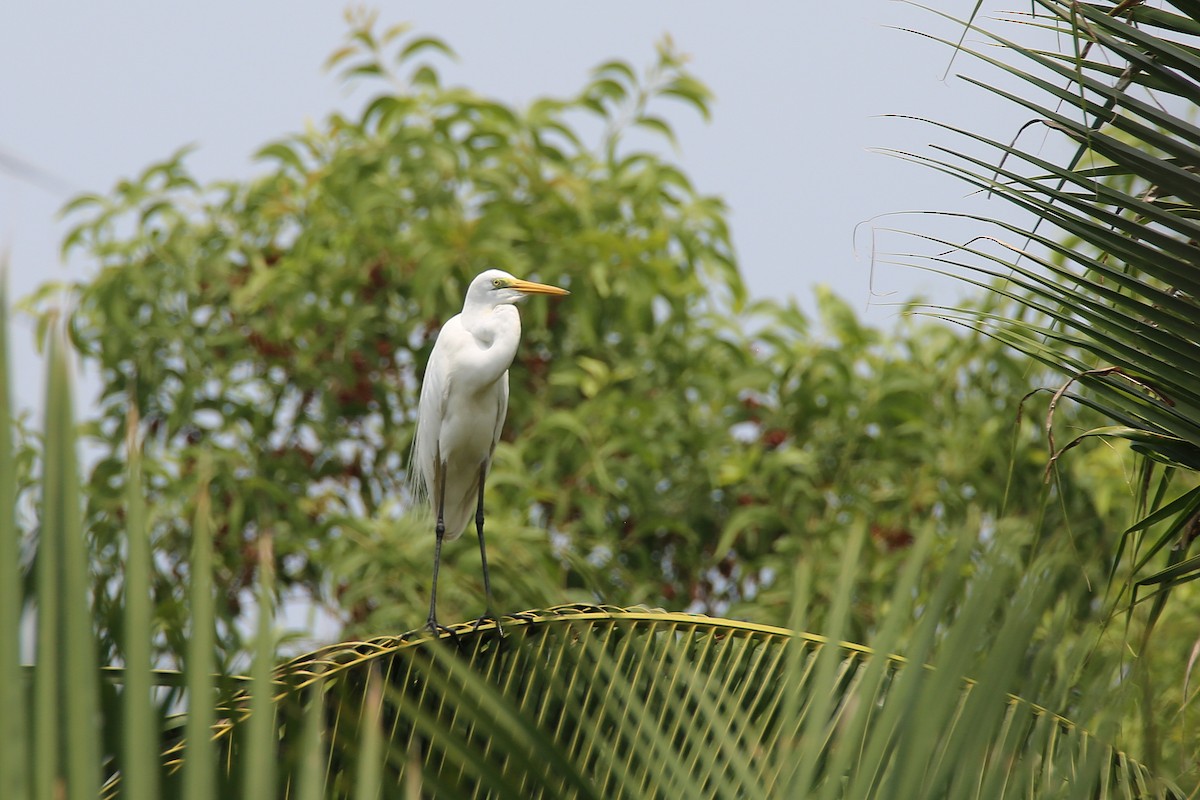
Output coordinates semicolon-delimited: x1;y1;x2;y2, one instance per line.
22;12;1135;672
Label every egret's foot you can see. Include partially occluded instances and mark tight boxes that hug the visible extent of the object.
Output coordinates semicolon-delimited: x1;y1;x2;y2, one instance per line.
471;610;505;638
425;616;457;640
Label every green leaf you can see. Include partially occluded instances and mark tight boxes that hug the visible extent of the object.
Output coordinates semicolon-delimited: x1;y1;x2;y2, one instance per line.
660;76;713;121
0;262;28;800
293;689;327;800
253;141;307;175
121;402;158;800
242;531;277;800
398;35;455;63
1123;485;1200;536
183;465;216;800
58;193;104;216
592;59;636;84
1136;551;1200;587
588;78;627;103
634;115;678;149
40;322;100;800
352;669;383;800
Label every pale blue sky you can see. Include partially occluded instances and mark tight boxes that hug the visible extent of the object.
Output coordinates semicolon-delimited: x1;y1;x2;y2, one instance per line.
1;4;1039;401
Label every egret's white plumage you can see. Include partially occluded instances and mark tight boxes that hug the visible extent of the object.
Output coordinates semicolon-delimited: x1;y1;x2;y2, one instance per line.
411;268;568;633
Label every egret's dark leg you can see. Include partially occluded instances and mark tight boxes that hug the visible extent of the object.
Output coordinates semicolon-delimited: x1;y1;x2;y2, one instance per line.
425;473;454;638
472;463;504;636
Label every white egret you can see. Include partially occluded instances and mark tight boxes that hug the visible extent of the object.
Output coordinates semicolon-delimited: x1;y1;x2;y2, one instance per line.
411;269;569;635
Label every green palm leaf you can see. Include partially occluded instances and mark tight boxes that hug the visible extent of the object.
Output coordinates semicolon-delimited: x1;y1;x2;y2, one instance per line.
138;601;1177;799
897;0;1200;597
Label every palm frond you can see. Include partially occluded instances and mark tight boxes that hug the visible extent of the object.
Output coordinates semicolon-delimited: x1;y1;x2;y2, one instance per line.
135;602;1178;799
895;0;1200;595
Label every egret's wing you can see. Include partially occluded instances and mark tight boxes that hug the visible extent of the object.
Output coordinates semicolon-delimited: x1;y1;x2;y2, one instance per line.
490;370;510;461
407;332;451;508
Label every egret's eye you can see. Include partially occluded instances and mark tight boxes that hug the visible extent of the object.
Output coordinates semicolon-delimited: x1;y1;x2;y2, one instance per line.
492;278;504;288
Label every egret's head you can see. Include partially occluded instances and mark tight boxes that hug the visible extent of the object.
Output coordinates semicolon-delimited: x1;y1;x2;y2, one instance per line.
466;269;570;309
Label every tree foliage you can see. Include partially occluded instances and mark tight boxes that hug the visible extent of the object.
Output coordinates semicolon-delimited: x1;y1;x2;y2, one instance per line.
29;11;1132;670
894;1;1200;588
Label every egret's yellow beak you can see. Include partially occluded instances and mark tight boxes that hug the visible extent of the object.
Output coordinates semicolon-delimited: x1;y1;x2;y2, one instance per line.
511;278;570;296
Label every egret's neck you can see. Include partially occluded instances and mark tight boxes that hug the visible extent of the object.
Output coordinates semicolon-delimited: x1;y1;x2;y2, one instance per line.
463;301;521;339
458;304;521;388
